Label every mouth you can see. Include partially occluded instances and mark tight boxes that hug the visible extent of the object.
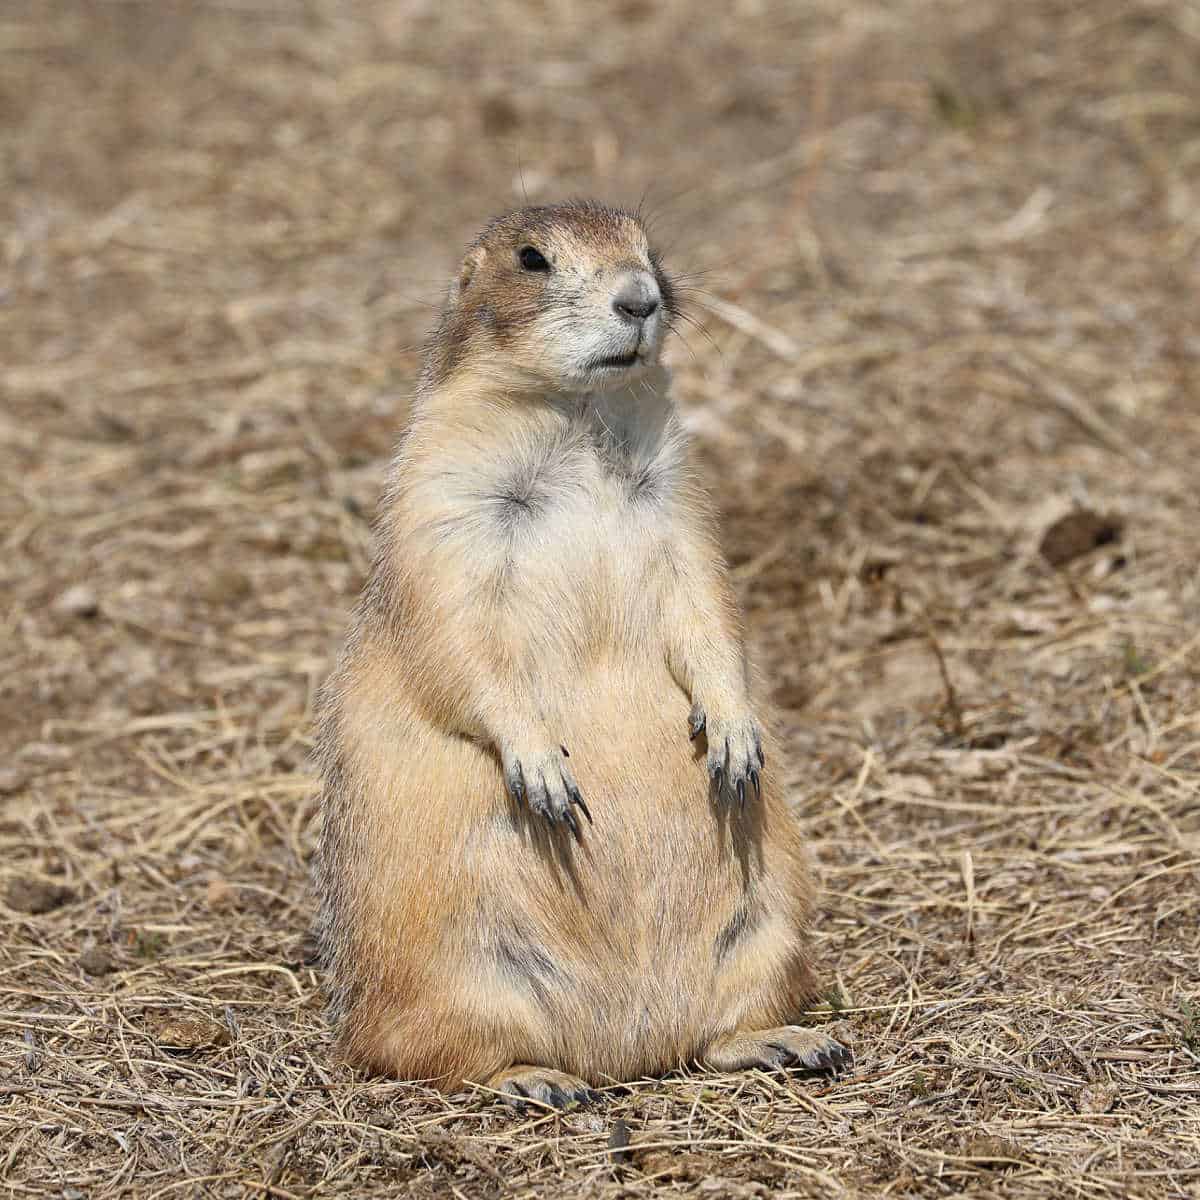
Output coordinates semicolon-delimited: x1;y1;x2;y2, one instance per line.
587;351;640;371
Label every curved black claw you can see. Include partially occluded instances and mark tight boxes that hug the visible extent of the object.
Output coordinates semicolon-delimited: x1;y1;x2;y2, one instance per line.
506;768;526;806
505;751;590;836
689;706;707;741
501;1072;598;1112
808;1048;833;1071
565;808;585;843
826;1041;854;1073
567;782;592;825
704;717;764;810
764;1036;853;1075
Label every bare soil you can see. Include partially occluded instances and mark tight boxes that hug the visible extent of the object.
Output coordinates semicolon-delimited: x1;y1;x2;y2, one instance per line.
2;1;1199;1196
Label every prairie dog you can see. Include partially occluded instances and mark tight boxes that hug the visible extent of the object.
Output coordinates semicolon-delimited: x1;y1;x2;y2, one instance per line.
314;201;849;1105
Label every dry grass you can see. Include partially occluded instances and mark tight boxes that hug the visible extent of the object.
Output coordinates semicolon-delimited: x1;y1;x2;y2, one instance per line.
3;1;1200;1196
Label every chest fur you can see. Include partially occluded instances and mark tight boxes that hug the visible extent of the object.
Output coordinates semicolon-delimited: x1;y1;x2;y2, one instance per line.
437;422;676;630
485;413;677;576
396;376;687;648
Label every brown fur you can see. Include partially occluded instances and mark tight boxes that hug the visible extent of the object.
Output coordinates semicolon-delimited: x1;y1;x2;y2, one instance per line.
313;201;847;1097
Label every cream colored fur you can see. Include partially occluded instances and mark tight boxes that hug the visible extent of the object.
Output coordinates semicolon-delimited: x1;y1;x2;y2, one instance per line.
314;203;848;1100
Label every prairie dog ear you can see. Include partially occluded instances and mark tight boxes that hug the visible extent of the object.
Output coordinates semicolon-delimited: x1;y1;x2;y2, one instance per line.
459;246;487;292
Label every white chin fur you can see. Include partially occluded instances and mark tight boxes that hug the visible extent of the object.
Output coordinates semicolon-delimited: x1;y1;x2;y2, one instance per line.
560;355;657;394
587;360;670;397
531;306;663;394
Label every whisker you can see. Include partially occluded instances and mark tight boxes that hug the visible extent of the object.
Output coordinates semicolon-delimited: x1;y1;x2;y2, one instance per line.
669;309;723;360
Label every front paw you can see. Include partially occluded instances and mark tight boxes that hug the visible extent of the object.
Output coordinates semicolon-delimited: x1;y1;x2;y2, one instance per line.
502;744;592;836
689;703;764;808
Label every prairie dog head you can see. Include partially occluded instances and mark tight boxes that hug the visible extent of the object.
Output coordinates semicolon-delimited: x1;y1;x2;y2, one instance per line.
425;202;676;396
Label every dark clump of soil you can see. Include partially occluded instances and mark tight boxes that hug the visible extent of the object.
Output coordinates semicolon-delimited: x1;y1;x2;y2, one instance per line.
6;877;75;915
1039;509;1123;567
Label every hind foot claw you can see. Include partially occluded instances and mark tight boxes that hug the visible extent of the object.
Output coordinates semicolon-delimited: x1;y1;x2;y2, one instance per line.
702;1026;852;1076
489;1065;599;1111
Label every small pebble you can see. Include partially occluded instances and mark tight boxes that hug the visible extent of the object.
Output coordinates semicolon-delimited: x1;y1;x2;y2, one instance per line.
54;584;100;619
963;1133;1025;1164
79;946;117;976
150;1014;231;1051
204;876;239;912
0;767;28;795
1077;1081;1118;1114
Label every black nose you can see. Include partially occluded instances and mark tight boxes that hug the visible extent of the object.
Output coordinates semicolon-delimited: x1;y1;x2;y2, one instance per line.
612;272;661;322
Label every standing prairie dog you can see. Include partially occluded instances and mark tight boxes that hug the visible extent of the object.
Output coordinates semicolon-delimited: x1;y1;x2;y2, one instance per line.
314;201;850;1106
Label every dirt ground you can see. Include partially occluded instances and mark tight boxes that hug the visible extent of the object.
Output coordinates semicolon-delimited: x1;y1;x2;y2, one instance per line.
3;1;1199;1196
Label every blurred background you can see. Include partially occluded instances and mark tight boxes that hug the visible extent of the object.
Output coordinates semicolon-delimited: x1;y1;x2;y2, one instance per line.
2;2;1199;1196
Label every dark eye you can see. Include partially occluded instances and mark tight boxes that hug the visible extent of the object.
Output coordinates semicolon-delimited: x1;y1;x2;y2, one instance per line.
518;245;550;272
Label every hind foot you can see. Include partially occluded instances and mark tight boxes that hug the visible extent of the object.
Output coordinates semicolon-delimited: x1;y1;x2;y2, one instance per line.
488;1065;599;1111
702;1026;852;1075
